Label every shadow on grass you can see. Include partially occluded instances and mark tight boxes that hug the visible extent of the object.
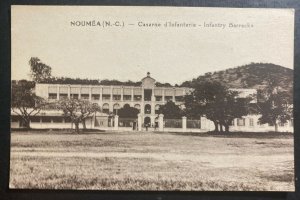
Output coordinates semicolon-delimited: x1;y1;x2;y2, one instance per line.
157;131;293;139
10;128;117;135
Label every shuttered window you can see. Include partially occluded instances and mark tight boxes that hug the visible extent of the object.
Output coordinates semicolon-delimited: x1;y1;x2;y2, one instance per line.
91;87;101;94
102;87;111;94
154;89;163;95
123;88;132;95
59;87;68;94
70;87;80;93
48;86;57;93
133;88;142;95
165;89;174;96
113;88;121;95
81;87;90;94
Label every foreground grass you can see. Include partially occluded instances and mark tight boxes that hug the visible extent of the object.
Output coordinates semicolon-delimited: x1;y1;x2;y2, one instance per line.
10;131;294;191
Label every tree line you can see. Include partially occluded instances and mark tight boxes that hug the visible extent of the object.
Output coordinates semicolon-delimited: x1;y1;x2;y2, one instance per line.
28;57;173;87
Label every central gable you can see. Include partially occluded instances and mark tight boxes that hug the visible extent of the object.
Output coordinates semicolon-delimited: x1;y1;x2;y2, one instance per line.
141;72;155;89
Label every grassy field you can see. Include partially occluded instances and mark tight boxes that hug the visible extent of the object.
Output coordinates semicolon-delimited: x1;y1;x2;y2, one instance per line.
9;130;294;191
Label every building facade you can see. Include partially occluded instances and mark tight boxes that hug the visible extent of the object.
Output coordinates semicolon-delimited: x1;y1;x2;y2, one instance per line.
11;72;293;132
35;72;189;126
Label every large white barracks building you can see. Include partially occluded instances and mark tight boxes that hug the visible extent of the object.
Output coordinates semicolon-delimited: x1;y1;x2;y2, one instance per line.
11;72;293;132
34;72;189;127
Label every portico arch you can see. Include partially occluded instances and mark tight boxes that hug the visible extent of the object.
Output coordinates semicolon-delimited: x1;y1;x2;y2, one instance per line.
113;103;120;115
144;117;151;126
145;104;151;114
134;104;141;113
102;103;109;114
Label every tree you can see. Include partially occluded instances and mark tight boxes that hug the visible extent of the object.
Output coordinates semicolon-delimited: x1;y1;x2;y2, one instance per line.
158;101;184;119
79;101;101;129
56;99;101;133
184;81;252;133
118;104;139;118
257;79;292;132
29;57;52;82
11;80;46;129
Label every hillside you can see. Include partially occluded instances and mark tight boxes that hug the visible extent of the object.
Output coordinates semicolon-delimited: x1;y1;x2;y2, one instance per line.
180;63;293;92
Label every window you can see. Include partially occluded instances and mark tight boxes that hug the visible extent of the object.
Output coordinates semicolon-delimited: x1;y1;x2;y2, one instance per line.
113;95;121;100
257;121;264;127
52;117;63;123
59;93;68;99
279;122;285;127
48;93;57;100
134;104;141;111
81;94;89;100
175;96;184;102
155;96;162;101
123;95;131;101
102;94;111;100
103;109;109;114
113;104;120;114
155;105;160;114
92;94;100;100
290;119;294;127
30;116;40;123
70;94;79;99
165;96;173;101
237;118;245;126
103;103;110;114
145;104;151;114
134;95;142;101
249;118;254;126
230;120;235;126
64;117;72;123
41;117;52;123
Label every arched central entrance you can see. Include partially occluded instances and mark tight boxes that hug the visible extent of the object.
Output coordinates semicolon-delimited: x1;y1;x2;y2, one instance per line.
144;117;151;127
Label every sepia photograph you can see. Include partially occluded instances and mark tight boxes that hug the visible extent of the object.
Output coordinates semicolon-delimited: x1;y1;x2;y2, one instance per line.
10;6;294;191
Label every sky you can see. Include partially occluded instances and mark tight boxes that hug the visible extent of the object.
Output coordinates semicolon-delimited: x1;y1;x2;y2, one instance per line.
11;6;294;85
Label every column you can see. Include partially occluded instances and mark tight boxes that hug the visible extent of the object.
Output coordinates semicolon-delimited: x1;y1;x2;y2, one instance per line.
110;117;113;127
150;115;155;127
162;89;165;102
92;113;96;129
100;87;103;102
114;115;119;130
131;87;134;102
79;87;81;99
138;114;142;131
151;87;155;101
141;86;144;101
89;87;92;101
121;87;124;101
172;89;175;102
151;87;155;115
234;119;238;127
158;114;164;132
110;86;113;101
182;116;187;132
200;116;206;130
68;85;71;99
56;85;59;100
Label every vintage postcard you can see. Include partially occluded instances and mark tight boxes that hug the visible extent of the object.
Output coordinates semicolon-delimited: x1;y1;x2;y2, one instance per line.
10;6;294;191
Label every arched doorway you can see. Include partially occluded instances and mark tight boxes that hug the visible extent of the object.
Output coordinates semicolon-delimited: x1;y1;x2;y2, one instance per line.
144;117;151;127
155;104;160;114
102;103;109;114
144;104;151;114
134;104;141;113
113;103;120;115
